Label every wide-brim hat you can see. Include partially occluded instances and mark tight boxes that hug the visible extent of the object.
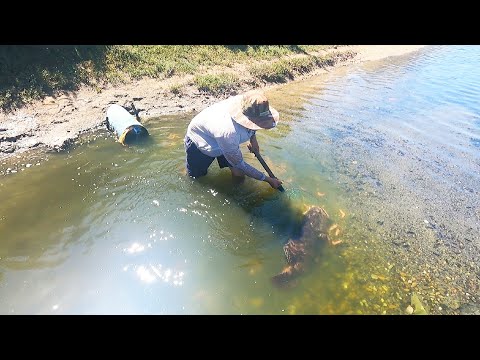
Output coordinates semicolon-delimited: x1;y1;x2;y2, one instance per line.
229;90;279;130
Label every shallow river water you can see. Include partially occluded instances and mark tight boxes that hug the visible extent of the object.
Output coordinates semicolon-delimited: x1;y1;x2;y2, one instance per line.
1;45;479;314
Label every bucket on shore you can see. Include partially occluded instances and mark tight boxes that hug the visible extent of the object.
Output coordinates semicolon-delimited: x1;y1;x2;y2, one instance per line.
106;104;149;145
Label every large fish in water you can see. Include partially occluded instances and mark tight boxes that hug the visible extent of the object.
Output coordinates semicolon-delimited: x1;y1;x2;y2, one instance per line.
271;206;332;287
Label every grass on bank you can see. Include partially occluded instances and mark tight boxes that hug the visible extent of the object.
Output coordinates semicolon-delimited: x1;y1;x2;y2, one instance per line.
194;73;241;95
0;45;350;112
249;51;356;83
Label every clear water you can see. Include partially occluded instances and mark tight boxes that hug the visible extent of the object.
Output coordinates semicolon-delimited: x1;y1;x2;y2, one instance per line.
1;45;479;314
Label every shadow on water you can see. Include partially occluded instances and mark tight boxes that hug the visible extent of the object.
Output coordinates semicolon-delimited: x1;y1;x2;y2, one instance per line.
0;45;110;111
193;172;307;254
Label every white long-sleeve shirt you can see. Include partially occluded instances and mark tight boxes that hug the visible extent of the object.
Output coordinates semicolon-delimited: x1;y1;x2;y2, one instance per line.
186;95;266;181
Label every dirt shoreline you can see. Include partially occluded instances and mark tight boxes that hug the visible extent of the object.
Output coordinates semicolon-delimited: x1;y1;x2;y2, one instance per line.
0;45;425;161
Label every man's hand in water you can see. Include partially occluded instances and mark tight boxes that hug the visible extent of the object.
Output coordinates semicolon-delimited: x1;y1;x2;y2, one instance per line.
265;176;283;189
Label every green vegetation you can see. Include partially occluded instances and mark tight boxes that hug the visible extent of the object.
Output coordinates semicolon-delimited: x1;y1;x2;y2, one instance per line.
249;51;356;83
168;83;184;95
0;45;350;112
194;73;240;95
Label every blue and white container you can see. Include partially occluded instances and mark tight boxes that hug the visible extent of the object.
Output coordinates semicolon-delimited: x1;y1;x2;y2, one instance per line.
106;104;149;145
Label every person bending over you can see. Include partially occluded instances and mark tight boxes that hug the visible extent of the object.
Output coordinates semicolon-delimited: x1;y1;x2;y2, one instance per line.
184;89;283;189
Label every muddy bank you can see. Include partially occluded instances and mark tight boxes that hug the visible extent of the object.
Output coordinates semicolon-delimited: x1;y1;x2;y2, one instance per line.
0;45;425;161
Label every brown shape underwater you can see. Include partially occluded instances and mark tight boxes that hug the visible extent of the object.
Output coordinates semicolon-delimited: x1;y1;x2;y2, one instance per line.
271;206;332;288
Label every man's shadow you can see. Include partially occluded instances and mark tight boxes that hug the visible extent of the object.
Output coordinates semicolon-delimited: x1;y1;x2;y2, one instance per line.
192;170;305;255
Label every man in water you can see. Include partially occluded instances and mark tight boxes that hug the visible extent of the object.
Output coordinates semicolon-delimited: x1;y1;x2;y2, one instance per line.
184;90;283;189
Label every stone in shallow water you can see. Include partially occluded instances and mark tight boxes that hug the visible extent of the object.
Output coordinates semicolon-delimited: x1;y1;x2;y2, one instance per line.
411;293;428;315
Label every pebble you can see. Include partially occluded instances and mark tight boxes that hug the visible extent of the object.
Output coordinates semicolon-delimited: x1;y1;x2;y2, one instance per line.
406;305;414;314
